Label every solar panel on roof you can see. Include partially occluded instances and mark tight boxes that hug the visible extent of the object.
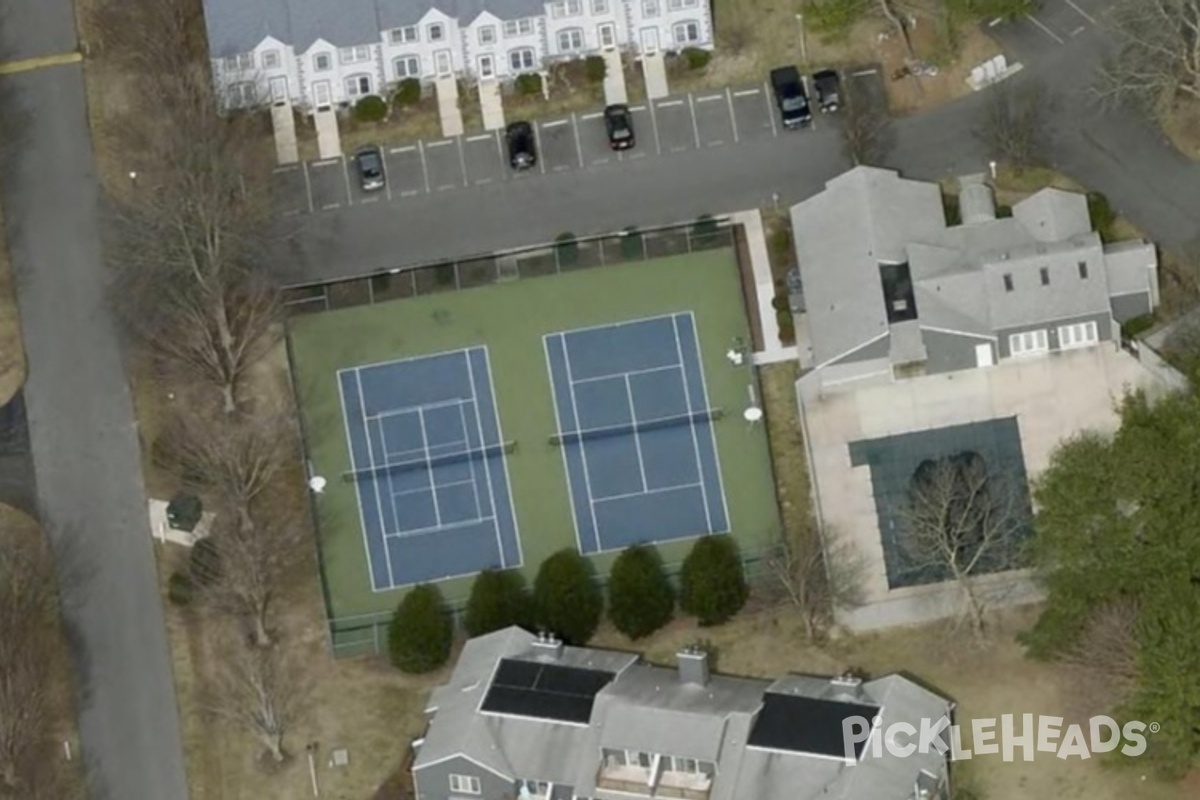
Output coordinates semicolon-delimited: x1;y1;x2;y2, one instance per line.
747;693;881;760
480;658;616;724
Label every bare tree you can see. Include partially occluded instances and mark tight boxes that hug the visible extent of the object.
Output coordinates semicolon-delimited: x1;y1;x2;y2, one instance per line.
974;81;1047;170
209;631;307;763
765;524;866;639
896;451;1029;638
841;81;895;166
1059;598;1141;714
1095;0;1200;111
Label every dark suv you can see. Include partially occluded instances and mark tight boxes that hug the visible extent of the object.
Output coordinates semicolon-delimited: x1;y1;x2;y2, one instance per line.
769;66;811;130
603;103;635;150
506;121;537;170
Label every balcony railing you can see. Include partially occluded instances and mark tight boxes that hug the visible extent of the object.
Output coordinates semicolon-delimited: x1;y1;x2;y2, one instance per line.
594;765;712;800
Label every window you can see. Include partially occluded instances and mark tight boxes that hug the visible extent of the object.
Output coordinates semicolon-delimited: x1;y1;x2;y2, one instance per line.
478;25;497;45
592;0;610;13
1078;260;1089;279
448;774;481;795
389;25;419;43
509;47;536;71
222;52;254;71
550;0;583;17
313;52;332;72
643;0;660;17
428;22;445;41
624;750;651;768
670;757;698;773
1002;273;1013;292
673;20;700;43
1039;266;1050;285
504;18;535;37
1009;329;1049;357
261;49;281;69
1058;321;1099;349
344;74;372;97
394;55;420;78
226;81;257;108
668;0;699;7
339;45;371;64
557;27;585;52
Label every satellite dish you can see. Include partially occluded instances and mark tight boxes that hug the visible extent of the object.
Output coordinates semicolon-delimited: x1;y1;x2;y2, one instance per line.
308;475;327;494
743;406;763;423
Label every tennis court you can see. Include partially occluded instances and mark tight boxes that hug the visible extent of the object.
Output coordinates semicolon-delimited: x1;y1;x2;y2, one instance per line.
545;312;730;554
337;347;521;590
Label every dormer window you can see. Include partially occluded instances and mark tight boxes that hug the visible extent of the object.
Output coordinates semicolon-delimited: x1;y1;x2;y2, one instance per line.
1003;273;1013;292
1078;260;1088;279
1040;266;1050;286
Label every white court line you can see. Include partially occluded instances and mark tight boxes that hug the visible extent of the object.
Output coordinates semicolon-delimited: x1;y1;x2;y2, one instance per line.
425;139;453;147
544;334;586;556
384;515;497;541
695;94;723;103
624;375;649;492
560;335;604;552
417;408;443;527
1064;0;1097;25
733;88;760;97
466;133;492;141
558;311;684;337
355;367;396;589
581;112;602;120
570;363;681;386
592;482;704;505
678;311;731;533
456;401;483;519
542;119;569;128
390;145;417;154
1025;13;1065;44
464;348;503;562
379;412;425;534
338;372;388;592
670;313;713;533
657;99;684;107
368;397;468;422
391;478;475;502
481;347;524;568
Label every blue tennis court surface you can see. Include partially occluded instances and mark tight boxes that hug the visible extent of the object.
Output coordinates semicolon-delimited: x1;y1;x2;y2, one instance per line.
544;312;730;554
338;347;521;591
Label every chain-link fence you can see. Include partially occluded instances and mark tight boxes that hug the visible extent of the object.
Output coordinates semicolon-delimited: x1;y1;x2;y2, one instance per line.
283;217;734;317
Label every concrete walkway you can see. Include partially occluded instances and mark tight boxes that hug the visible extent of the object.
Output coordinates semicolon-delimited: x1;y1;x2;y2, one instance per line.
730;209;791;358
314;106;341;159
479;78;505;131
602;49;627;105
435;76;464;137
642;52;669;100
271;101;299;165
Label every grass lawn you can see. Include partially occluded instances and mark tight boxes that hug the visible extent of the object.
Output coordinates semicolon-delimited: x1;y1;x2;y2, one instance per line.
287;246;781;651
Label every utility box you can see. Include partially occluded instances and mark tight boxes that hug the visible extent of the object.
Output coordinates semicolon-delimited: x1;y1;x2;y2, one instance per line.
166;493;203;533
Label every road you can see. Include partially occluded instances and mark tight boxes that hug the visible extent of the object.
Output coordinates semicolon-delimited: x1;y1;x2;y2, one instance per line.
277;0;1200;284
0;2;190;799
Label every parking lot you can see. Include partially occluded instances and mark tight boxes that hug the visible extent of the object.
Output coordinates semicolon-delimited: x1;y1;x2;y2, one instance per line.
271;75;868;217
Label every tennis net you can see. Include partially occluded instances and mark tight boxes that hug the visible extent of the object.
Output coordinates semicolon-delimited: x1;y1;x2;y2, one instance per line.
549;408;722;446
341;440;517;482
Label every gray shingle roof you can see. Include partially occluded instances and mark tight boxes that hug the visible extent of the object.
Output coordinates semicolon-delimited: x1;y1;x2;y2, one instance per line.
203;0;549;57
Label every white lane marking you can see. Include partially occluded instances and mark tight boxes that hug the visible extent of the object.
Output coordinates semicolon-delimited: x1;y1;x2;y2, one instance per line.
1025;13;1065;44
390;145;417;154
851;68;878;76
456;136;469;187
400;189;420;197
572;112;584;168
301;160;314;214
764;80;778;137
1070;26;1085;36
360;196;380;204
630;104;647;112
466;133;492;142
437;184;457;191
476;177;493;185
542;119;569;128
340;156;354;205
733;88;760;97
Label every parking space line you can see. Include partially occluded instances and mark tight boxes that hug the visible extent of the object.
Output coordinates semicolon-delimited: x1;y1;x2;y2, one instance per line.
417;140;431;193
360;196;380;204
542;119;569;128
733;88;760;97
581;111;602;120
456;137;469;187
401;189;420;197
657;99;684;108
390;145;417;154
1070;25;1086;36
1064;0;1097;25
466;133;492;142
301;161;314;214
648;99;662;155
534;124;546;174
572;113;584;168
476;177;493;185
726;86;739;144
312;158;340;167
425;139;452;148
272;165;300;174
850;68;878;76
764;80;778;137
695;94;723;103
687;93;701;149
437;184;457;191
495;128;505;168
380;150;393;201
322;203;340;210
1025;13;1065;44
340;156;354;206
630;104;646;112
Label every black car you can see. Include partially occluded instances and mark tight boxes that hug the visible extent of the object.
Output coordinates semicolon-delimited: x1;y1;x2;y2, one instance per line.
813;69;841;113
603;103;635;150
506;120;537;170
769;66;811;129
353;145;385;191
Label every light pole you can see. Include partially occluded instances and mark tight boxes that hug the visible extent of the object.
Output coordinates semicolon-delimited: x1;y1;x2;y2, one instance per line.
795;14;808;66
305;741;320;796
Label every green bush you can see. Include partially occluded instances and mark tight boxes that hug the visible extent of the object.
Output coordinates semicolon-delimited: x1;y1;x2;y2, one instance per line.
515;73;543;96
679;536;748;626
620;226;643;260
807;0;871;42
388;584;453;673
168;571;193;606
771;293;791;313
607;545;674;639
681;47;711;70
533;549;602;644
189;537;221;588
1086;191;1117;240
465;569;532;637
1121;313;1157;340
393;78;422;107
353;94;388;123
555;232;579;267
584;55;607;83
996;203;1013;218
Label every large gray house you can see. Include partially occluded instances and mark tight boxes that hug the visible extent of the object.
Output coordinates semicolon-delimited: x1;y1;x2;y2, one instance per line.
789;167;1159;393
412;627;953;800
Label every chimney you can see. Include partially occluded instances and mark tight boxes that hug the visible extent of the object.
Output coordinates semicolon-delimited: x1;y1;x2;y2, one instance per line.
531;631;563;661
676;645;710;686
830;672;865;702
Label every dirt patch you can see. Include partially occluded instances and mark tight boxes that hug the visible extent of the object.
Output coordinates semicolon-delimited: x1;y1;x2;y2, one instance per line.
879;22;1002;115
0;204;26;405
1161;95;1200;160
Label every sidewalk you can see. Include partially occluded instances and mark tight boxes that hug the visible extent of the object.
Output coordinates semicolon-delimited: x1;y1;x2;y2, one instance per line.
729;209;792;361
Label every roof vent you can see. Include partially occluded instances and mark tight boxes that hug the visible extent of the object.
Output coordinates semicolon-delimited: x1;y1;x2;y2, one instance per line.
531;631;564;661
677;644;710;686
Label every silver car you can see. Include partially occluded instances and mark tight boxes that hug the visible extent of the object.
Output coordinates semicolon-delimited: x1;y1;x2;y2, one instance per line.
354;145;385;191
